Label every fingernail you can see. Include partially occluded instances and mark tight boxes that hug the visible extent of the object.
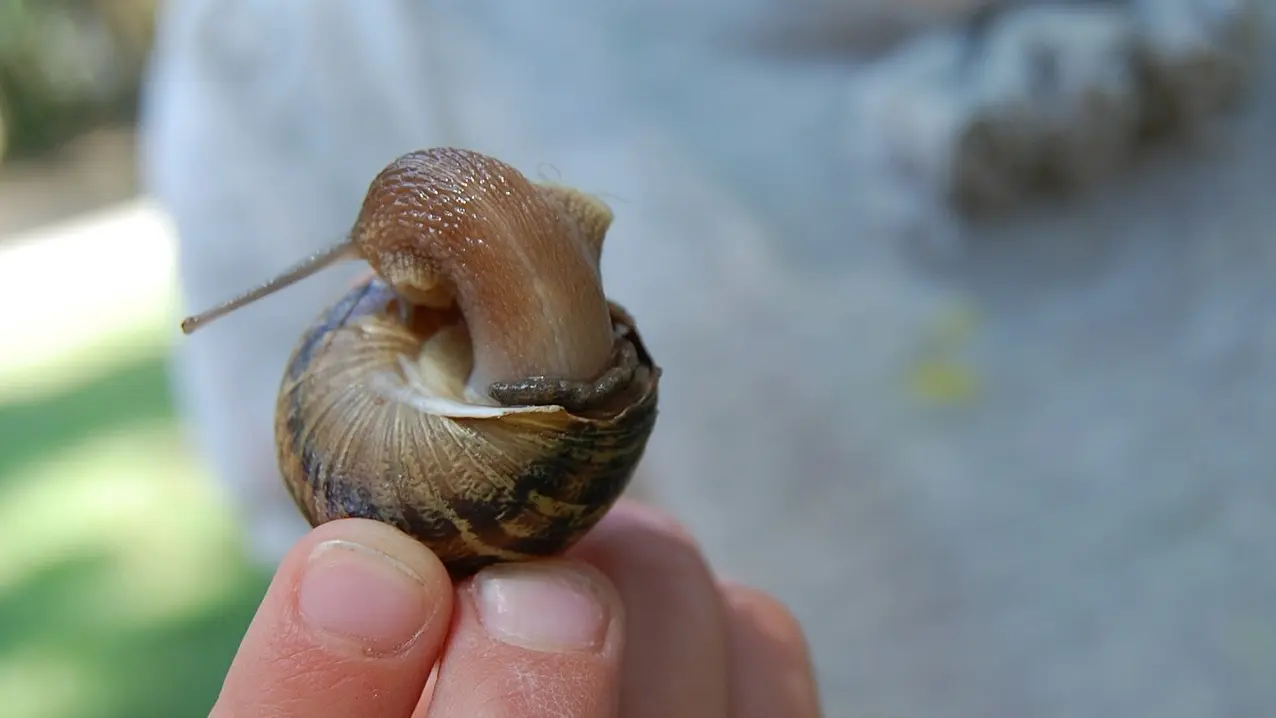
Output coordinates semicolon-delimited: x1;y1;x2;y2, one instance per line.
475;563;610;653
298;539;432;655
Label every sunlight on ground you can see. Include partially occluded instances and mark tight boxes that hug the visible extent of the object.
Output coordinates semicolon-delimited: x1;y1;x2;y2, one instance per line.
0;200;267;718
0;200;179;404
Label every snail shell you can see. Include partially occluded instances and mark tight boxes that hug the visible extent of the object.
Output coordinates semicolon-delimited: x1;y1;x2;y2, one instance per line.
181;148;661;577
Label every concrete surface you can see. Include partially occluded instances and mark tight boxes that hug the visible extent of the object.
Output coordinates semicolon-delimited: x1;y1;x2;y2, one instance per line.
142;1;1276;714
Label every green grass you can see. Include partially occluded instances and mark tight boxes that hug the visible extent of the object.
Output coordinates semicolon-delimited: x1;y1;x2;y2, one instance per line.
0;355;172;486
0;204;278;718
0;351;272;717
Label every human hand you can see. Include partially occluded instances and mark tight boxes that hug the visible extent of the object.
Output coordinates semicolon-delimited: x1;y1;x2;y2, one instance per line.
209;499;821;717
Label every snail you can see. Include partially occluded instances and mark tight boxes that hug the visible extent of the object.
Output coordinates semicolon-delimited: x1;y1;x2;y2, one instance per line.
180;147;661;577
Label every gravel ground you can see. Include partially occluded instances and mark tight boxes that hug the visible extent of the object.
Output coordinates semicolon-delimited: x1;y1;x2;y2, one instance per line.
144;1;1276;714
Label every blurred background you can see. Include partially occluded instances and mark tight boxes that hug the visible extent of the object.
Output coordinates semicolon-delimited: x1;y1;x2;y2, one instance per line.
0;2;268;717
1;1;1274;717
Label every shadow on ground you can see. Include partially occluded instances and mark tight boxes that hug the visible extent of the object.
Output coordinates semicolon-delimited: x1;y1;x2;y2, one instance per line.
0;355;173;484
0;550;268;718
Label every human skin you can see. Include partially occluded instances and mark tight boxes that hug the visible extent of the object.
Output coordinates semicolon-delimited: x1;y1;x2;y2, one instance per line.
210;499;822;717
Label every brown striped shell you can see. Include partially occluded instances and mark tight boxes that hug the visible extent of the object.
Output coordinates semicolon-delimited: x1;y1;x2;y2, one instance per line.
180;147;662;577
275;276;660;577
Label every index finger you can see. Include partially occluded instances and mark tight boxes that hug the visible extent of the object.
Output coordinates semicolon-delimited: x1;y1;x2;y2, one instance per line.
211;519;455;718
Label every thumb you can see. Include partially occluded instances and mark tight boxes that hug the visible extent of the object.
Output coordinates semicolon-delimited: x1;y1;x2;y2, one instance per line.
211;518;454;718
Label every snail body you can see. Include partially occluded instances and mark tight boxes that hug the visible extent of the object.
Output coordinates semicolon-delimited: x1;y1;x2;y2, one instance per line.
182;147;661;576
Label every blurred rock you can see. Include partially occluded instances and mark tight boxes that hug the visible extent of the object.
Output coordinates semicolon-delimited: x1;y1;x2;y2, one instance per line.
961;5;1143;208
1131;0;1266;138
843;0;1267;223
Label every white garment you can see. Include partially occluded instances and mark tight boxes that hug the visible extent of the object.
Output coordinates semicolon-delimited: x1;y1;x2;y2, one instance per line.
142;1;1276;714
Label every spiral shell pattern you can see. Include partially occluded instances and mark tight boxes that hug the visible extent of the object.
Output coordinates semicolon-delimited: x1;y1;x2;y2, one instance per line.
274;277;660;577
